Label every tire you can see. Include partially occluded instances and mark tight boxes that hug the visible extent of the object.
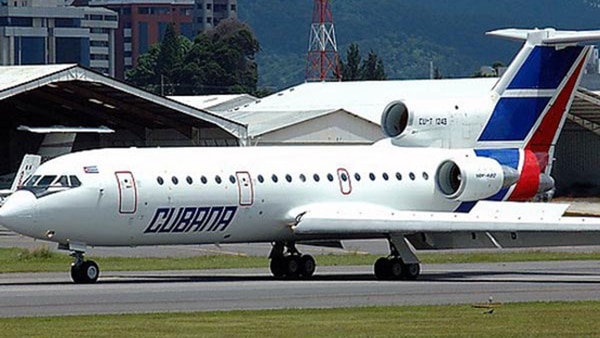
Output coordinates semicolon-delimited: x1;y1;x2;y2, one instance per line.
81;261;99;283
402;263;420;281
70;263;84;283
388;258;403;280
374;257;390;280
270;257;286;278
299;255;316;278
284;255;301;279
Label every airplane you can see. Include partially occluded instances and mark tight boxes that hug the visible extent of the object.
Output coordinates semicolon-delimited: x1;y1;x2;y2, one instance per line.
3;28;600;284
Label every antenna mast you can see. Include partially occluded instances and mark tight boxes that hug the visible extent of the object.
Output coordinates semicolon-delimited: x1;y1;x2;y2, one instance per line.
305;0;341;82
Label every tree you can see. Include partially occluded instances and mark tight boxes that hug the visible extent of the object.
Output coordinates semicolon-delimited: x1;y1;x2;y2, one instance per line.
341;43;362;81
361;50;386;80
340;44;386;81
127;19;259;96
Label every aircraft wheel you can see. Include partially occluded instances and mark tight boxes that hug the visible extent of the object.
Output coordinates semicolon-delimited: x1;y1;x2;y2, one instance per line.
388;258;403;280
270;257;286;278
299;255;316;278
402;263;420;280
374;257;390;280
284;255;301;279
71;260;99;284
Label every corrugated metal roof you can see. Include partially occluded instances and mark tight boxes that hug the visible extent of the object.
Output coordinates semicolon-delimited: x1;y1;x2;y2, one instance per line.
234;78;499;125
0;64;76;95
0;64;247;142
169;94;257;112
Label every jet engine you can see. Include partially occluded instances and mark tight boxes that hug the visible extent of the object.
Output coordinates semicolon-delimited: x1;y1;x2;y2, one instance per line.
435;157;520;202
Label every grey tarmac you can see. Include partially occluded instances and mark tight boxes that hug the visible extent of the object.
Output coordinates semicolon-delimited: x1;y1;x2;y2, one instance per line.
1;260;600;317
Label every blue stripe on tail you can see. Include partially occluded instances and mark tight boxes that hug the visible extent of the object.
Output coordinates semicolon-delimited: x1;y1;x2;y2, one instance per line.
478;97;551;141
507;46;584;90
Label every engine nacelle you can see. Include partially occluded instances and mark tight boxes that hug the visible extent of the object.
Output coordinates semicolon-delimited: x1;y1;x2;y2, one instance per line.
435;157;518;202
380;99;493;148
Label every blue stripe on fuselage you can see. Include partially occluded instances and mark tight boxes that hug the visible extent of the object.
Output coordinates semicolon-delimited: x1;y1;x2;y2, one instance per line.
507;46;584;90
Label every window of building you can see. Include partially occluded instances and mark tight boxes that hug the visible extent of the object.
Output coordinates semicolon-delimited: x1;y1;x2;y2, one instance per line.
206;3;212;10
231;4;237;11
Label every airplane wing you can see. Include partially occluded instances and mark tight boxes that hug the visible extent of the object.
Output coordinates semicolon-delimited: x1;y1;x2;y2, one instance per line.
292;201;600;236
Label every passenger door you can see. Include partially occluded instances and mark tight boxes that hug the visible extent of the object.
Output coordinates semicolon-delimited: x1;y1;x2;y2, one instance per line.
115;171;137;214
236;171;254;206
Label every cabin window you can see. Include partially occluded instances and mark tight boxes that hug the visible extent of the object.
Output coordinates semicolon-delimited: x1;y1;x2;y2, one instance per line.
229;175;236;184
171;176;179;185
271;174;278;183
409;172;415;180
157;176;164;185
186;176;193;184
382;173;389;181
313;174;320;182
354;173;361;181
327;173;334;182
369;173;376;181
258;175;264;183
285;174;292;183
422;172;429;180
299;174;306;182
215;175;222;184
395;172;402;181
200;176;207;184
340;173;348;182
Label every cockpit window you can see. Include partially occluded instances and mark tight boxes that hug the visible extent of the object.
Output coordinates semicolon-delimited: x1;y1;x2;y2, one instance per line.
24;175;41;187
37;175;57;186
55;175;69;187
19;174;83;198
70;176;82;187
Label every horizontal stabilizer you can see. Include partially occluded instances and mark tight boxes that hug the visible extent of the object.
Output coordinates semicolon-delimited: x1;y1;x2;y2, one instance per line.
292;201;600;236
487;28;600;45
17;125;115;134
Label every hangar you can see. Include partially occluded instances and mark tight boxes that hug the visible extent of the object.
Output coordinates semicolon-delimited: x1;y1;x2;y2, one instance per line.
0;64;246;178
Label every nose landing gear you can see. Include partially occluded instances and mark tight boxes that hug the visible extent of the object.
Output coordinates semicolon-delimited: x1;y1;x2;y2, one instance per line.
60;243;99;284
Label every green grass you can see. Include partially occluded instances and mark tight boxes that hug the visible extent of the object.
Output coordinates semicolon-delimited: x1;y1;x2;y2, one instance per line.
1;302;600;337
3;246;600;273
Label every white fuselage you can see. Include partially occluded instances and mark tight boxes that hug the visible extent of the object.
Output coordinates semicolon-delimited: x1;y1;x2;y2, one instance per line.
1;143;474;247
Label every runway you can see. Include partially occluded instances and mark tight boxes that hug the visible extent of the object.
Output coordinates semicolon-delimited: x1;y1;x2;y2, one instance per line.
1;260;600;317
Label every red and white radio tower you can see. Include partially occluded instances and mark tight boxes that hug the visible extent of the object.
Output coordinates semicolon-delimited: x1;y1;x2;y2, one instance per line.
305;0;341;82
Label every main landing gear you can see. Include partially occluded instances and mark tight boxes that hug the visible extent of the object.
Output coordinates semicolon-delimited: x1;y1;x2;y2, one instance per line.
64;247;99;284
374;235;421;281
269;242;316;279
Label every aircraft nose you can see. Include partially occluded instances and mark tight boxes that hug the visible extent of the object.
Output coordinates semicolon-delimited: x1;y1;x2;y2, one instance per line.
0;190;38;236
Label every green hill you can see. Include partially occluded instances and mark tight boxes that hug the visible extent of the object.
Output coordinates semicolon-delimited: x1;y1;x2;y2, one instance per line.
238;0;600;90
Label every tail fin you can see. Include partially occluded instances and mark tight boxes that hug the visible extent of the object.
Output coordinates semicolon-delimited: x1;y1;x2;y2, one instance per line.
9;154;41;192
477;28;600;166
